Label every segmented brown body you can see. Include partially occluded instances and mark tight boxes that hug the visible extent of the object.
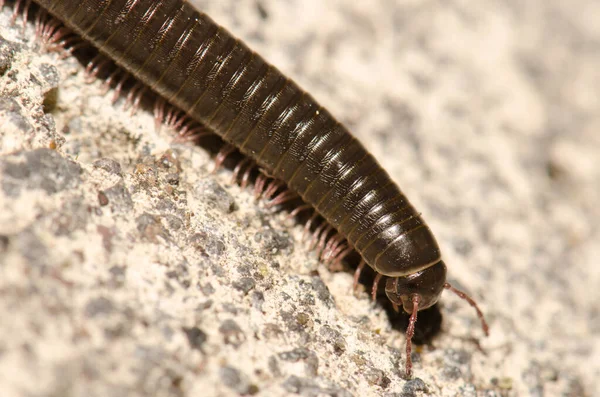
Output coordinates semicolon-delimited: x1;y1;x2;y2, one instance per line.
34;0;442;278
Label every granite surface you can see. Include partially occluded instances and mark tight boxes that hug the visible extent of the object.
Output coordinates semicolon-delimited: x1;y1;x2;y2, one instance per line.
0;0;599;396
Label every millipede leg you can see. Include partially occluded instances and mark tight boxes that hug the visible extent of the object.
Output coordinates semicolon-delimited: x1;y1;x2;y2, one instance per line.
179;125;210;143
21;0;31;28
316;225;333;253
11;0;23;25
164;106;178;127
328;244;352;267
267;190;297;208
444;283;489;336
353;259;365;292
169;111;187;131
85;55;104;80
130;86;146;115
263;180;283;200
240;164;254;189
287;204;311;220
124;82;141;110
372;273;383;302
102;69;120;95
59;40;86;59
322;234;343;263
153;98;167;132
112;74;129;104
309;222;328;250
254;173;268;198
124;83;145;114
44;27;71;51
404;295;421;378
213;145;236;173
231;158;252;184
303;214;319;240
38;18;61;44
34;8;46;35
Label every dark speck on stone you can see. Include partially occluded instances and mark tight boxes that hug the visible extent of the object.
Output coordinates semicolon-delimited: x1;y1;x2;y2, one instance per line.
251;291;264;311
311;277;332;304
457;384;478;397
219;366;258;395
219;319;246;347
97;225;115;253
103;182;133;212
278;347;311;362
363;366;390;388
442;349;471;380
93;158;122;175
268;356;282;377
452;237;473;256
233;277;255;295
52;199;89;235
188;232;225;257
253;227;290;255
15;228;48;269
38;64;59;88
305;354;319;377
564;377;587;397
319;325;347;355
163;214;184;231
296;312;311;327
282;376;352;397
24;149;80;194
84;297;115;318
196;300;213;312
165;263;191;289
165;172;179;185
108;265;126;278
2;149;81;197
442;365;462;381
158;150;181;170
199;282;215;296
401;378;428;396
0;235;9;253
98;191;109;206
194;178;236;213
279;310;305;333
262;323;284;340
299;291;315;306
38;64;59;112
277;348;319;376
182;326;208;351
222;303;239;314
136;213;169;242
445;348;472;365
0;97;33;134
256;1;268;20
0;37;19;75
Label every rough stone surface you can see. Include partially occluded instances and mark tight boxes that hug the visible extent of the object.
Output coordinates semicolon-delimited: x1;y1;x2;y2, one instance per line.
1;1;599;396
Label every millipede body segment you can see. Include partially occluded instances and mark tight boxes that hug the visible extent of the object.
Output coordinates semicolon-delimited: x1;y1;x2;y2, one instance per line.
28;0;489;377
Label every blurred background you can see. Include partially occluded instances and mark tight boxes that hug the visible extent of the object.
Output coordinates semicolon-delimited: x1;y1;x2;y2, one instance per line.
1;0;598;395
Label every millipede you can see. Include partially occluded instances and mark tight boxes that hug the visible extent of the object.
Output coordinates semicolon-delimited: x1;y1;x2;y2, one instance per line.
5;0;490;378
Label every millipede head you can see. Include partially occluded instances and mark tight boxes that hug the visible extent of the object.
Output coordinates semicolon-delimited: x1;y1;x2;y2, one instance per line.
384;260;447;314
384;260;489;378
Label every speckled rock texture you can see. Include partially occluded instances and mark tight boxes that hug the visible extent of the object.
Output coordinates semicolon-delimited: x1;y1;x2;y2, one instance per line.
0;1;598;396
